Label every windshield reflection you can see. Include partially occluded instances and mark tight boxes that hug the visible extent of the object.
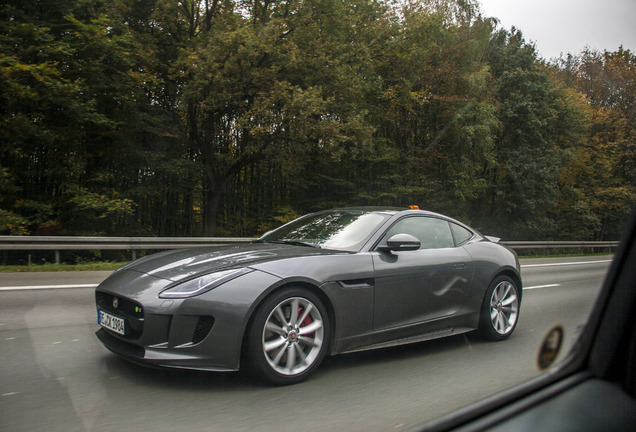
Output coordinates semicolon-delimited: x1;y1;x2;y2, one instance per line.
259;210;391;251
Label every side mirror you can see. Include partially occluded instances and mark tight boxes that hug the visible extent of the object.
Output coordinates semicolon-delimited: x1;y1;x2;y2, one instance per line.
380;233;421;252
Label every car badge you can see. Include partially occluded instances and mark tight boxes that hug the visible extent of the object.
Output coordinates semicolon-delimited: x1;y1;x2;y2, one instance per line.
113;297;119;309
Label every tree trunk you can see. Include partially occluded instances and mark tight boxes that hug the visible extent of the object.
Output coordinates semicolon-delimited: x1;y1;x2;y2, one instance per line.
203;184;222;236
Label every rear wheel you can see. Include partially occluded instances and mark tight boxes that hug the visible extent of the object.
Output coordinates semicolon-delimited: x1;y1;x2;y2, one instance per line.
246;287;329;385
478;276;520;341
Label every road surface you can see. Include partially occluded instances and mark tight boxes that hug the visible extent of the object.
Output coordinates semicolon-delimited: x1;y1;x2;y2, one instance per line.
0;256;612;431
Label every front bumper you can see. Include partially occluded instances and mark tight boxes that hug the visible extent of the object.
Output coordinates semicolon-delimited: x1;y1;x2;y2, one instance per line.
95;328;234;372
94;267;284;371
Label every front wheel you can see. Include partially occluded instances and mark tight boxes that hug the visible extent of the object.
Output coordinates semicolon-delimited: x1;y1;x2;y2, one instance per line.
478;276;520;341
245;287;329;385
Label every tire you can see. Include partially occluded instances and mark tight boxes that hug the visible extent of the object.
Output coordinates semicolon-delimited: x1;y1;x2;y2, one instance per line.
478;276;520;341
245;287;330;385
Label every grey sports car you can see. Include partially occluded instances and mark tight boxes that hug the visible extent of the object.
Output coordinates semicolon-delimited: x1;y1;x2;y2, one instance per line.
95;207;522;384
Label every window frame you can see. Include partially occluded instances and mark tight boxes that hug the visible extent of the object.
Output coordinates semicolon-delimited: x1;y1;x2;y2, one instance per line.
375;215;464;250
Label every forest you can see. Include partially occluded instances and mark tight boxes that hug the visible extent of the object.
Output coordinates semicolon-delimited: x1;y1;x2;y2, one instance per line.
1;0;634;241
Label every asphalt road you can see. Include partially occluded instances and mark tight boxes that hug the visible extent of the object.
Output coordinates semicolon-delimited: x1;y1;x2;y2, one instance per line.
0;256;612;432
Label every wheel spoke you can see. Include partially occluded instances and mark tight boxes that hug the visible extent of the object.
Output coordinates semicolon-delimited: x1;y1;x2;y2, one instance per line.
297;303;313;325
289;298;300;326
294;343;309;366
502;294;517;306
501;283;511;301
299;319;322;335
285;342;296;372
502;305;517;314
298;335;320;348
265;321;286;336
264;336;287;352
490;294;498;307
274;305;287;326
495;313;505;333
500;312;509;329
272;343;288;366
490;309;498;323
493;286;502;303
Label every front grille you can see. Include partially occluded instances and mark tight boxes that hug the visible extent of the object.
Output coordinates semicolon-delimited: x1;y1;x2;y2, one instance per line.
96;291;144;339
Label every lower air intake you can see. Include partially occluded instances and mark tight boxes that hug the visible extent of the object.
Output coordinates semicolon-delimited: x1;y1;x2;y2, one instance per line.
192;316;215;344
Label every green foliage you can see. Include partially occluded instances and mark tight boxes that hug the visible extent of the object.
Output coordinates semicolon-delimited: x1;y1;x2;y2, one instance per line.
0;209;29;235
0;0;633;240
68;188;136;218
471;27;588;239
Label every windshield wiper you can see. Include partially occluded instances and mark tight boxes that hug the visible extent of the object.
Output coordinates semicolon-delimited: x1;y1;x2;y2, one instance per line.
267;240;321;248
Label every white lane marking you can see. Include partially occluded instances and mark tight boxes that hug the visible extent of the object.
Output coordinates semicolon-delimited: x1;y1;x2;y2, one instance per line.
0;284;98;291
521;260;612;268
524;284;561;290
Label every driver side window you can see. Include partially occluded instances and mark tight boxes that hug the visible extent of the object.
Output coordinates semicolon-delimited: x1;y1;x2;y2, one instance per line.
385;216;454;249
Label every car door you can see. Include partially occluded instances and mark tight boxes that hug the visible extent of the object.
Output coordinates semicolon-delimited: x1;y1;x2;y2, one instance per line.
372;216;474;330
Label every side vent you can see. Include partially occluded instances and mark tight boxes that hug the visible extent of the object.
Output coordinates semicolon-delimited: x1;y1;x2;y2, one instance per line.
338;279;373;289
192;316;215;344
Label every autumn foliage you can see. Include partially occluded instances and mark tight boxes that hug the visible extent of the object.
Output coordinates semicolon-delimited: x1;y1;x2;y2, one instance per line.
1;0;633;241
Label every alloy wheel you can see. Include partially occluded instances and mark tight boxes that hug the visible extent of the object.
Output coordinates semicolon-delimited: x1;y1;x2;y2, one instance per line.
261;296;325;376
489;280;519;335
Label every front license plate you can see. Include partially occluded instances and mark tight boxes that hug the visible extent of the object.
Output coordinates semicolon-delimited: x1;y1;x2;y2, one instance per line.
98;310;125;335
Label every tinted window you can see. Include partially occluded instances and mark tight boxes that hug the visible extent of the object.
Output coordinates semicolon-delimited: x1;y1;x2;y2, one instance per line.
450;222;473;245
384;216;454;249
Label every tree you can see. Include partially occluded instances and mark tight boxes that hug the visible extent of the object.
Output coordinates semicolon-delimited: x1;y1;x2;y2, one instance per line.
179;0;383;234
2;0;625;242
555;47;636;240
474;28;585;239
0;0;148;235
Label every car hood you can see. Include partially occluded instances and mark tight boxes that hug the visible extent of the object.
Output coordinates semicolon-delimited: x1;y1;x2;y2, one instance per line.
120;243;341;282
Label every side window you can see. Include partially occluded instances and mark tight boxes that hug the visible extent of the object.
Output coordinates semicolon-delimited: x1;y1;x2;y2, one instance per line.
450;222;473;246
384;217;454;249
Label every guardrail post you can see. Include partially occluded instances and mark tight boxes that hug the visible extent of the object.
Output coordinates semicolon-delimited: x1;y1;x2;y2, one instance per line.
132;250;137;261
55;250;60;264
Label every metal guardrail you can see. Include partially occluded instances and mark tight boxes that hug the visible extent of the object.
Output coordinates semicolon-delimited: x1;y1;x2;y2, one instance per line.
502;240;619;249
0;235;254;250
0;235;255;263
0;236;620;264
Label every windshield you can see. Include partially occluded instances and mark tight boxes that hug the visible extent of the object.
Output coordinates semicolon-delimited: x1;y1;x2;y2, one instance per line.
258;210;391;251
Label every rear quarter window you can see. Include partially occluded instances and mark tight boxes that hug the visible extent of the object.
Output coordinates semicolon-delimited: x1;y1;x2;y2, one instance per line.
450;222;473;246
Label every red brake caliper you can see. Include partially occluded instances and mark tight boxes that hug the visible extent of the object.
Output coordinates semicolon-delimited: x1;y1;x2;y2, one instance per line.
299;307;313;332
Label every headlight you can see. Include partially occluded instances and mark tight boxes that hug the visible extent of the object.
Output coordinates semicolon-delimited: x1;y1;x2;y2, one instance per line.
159;268;252;299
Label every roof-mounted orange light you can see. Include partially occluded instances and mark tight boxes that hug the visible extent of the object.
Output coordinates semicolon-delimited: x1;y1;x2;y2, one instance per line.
408;205;419;210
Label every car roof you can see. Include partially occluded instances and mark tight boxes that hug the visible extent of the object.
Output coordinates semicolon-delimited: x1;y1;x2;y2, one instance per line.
326;206;441;216
326;207;462;223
